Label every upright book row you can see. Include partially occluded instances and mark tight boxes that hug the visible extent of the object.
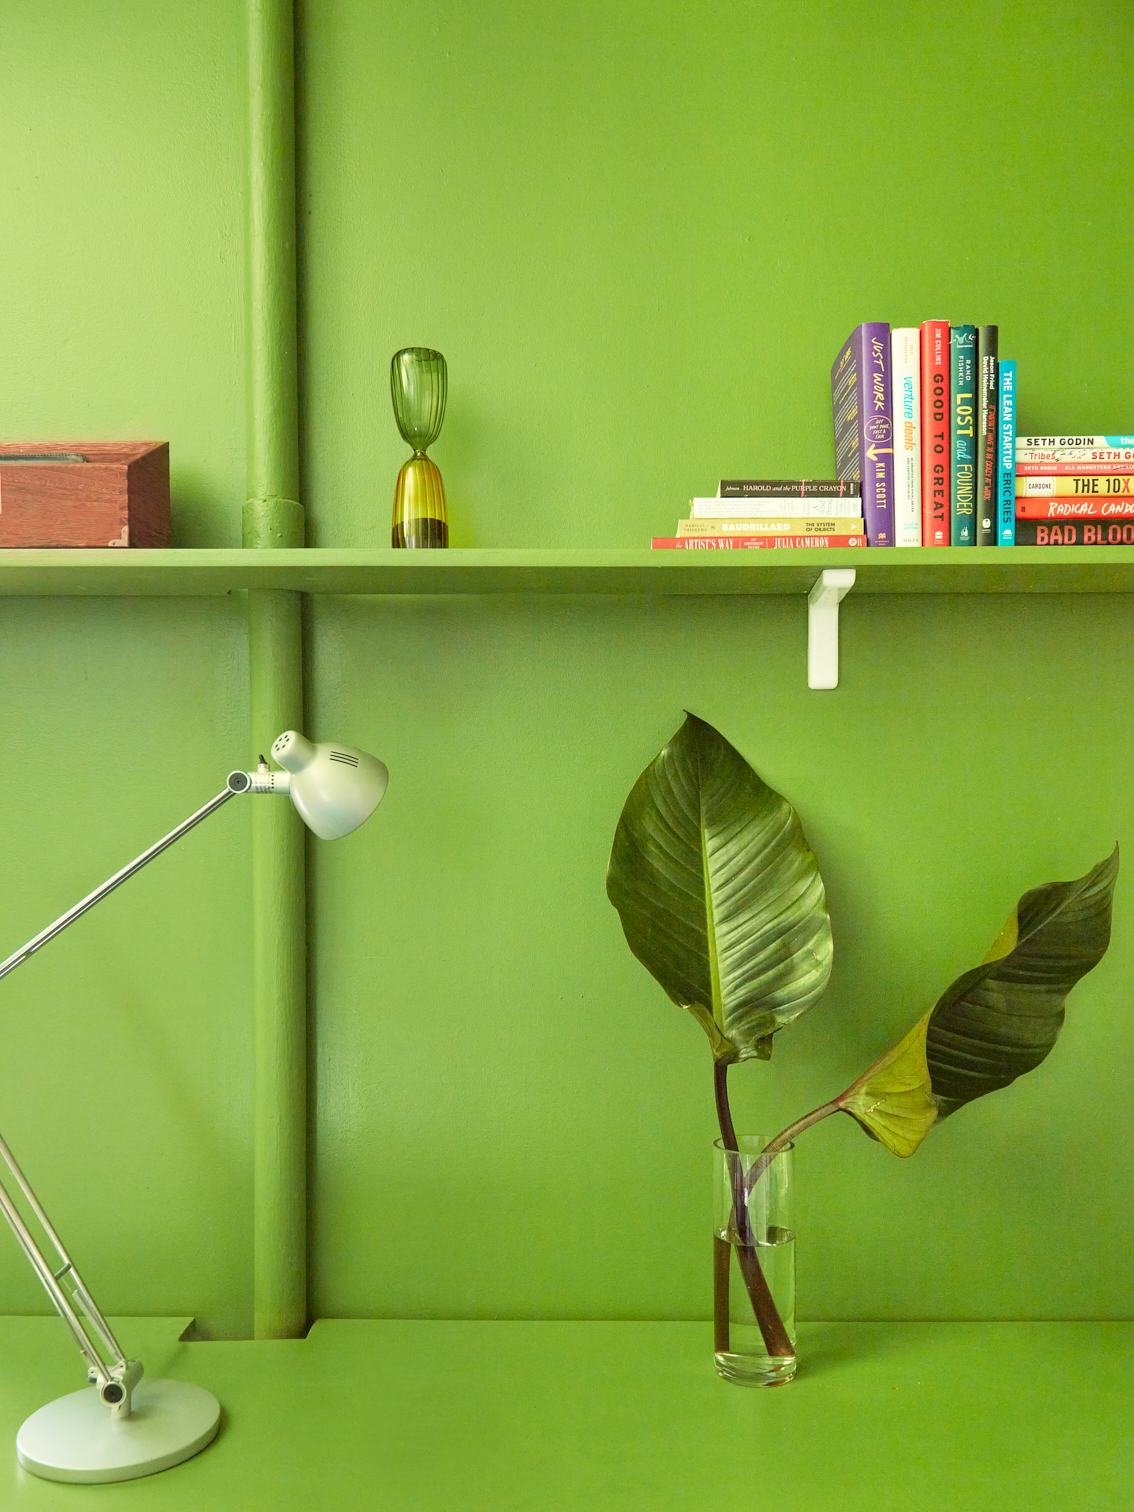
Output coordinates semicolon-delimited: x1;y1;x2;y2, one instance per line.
832;321;1014;547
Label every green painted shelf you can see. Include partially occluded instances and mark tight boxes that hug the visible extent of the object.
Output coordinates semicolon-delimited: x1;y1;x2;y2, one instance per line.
0;546;1133;596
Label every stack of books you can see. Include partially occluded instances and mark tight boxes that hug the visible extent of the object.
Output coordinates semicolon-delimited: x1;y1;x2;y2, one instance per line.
652;480;866;549
1014;437;1134;546
656;321;1131;554
830;320;1016;547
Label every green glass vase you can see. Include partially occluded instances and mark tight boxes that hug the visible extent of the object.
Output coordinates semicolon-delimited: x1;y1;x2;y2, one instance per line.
390;347;449;548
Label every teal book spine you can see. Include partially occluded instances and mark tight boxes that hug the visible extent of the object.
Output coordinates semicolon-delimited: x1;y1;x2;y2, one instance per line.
998;360;1016;545
950;325;977;545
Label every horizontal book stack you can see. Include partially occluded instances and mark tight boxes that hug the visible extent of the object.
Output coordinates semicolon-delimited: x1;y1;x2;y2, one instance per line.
1013;437;1134;545
830;321;1017;546
652;480;865;549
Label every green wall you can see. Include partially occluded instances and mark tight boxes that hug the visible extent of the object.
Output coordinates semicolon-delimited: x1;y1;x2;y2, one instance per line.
0;599;252;1337
1;1;247;548
1;0;1132;1337
0;0;251;1336
301;0;1134;547
308;592;1134;1322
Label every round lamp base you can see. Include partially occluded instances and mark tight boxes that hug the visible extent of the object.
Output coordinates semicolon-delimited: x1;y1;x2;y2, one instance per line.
17;1378;220;1484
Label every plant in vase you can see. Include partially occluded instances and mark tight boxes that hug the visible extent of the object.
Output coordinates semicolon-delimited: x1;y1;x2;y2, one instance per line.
606;713;1117;1386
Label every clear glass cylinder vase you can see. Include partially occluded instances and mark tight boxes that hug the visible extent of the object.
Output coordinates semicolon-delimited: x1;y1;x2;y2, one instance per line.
713;1136;796;1386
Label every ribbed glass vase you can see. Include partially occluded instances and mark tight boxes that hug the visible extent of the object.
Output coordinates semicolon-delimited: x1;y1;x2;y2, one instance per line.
390;347;449;549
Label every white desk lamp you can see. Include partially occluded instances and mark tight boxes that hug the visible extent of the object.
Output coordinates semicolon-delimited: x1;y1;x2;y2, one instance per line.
1;732;387;1485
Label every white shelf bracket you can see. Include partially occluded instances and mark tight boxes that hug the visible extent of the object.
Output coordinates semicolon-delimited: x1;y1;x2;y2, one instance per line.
807;568;856;689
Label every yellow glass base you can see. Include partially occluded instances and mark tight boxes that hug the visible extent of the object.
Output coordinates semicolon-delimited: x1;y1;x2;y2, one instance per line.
392;453;448;548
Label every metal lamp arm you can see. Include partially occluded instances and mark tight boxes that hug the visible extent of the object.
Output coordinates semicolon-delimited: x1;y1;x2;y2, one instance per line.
0;785;240;986
0;773;272;1414
0;1136;126;1396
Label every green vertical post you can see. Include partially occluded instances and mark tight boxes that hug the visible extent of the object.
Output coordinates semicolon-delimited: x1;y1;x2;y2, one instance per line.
248;592;306;1340
246;0;307;1339
245;0;302;546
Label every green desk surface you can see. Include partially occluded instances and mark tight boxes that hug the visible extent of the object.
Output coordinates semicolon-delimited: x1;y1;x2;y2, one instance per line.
0;1318;1127;1508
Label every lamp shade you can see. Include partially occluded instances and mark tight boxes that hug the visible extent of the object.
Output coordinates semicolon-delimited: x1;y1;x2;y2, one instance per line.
270;731;388;840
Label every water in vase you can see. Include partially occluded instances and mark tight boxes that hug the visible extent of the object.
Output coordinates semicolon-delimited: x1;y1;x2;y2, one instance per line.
713;1224;796;1386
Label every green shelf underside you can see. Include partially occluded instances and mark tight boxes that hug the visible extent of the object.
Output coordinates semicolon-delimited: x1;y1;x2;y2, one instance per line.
0;547;1133;596
0;1318;1128;1508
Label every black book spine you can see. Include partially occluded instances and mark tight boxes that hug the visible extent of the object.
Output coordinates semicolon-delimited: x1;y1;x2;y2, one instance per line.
1015;518;1134;546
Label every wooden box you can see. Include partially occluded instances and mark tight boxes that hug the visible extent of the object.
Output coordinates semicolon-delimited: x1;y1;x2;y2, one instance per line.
0;443;170;547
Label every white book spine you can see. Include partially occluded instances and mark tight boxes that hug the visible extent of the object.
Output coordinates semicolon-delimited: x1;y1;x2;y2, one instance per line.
1016;446;1134;464
690;497;863;518
1016;435;1134;449
891;328;922;546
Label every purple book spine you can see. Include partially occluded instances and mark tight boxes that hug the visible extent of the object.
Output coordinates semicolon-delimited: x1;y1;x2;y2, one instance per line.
830;322;894;546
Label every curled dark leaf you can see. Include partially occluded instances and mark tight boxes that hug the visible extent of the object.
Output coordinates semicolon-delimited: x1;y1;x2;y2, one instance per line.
926;847;1118;1117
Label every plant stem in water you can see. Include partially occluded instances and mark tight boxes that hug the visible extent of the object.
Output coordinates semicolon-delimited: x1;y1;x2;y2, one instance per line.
713;1235;731;1354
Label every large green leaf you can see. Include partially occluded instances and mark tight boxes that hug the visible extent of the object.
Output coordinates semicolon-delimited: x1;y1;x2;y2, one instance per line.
831;848;1119;1154
925;847;1119;1118
606;713;832;1062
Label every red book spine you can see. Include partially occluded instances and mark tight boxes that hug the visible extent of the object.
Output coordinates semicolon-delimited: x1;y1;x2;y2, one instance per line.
920;320;950;545
1015;459;1134;476
1016;498;1134;519
651;536;866;549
